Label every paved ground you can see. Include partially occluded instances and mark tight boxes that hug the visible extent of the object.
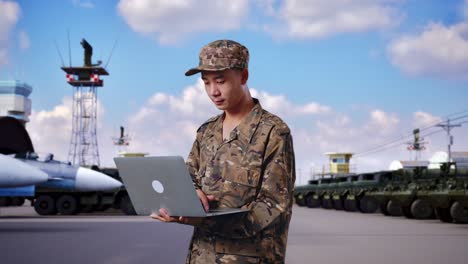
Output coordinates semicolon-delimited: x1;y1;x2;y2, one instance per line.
1;205;468;264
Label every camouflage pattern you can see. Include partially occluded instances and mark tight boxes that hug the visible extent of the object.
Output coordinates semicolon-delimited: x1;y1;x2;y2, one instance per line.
185;40;249;76
185;99;296;264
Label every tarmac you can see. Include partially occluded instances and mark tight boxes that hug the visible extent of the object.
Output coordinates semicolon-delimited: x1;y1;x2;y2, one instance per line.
1;205;468;264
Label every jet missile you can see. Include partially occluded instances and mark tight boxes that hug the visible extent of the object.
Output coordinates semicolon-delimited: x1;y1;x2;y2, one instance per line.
17;152;122;191
0;153;48;187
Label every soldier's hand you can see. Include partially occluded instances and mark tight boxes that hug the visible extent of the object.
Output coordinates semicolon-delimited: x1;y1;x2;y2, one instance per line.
150;208;178;223
150;208;204;226
196;189;217;212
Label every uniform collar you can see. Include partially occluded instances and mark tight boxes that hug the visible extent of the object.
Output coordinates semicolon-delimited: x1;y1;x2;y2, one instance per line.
205;98;263;145
230;98;263;144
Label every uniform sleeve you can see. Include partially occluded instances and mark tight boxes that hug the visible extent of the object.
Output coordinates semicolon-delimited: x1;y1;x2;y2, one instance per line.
186;130;203;190
201;127;295;239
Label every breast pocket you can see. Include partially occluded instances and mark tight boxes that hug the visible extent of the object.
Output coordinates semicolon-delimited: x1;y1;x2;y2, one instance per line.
220;165;261;208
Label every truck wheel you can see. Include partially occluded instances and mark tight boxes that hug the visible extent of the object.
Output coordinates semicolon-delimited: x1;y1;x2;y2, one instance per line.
321;198;333;209
450;201;468;224
120;194;136;215
410;199;433;219
359;196;378;213
435;207;453;223
34;195;57;215
333;199;344;210
56;195;79;215
10;197;25;206
344;199;357;212
380;202;390;216
306;195;320;208
386;200;402;217
295;196;306;206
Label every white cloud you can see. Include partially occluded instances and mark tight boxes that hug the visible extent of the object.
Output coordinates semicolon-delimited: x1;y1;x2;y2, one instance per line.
412;111;441;128
367;109;400;133
27;97;73;160
275;0;403;39
250;88;330;117
117;0;248;44
18;30;29;50
0;0;20;66
388;22;468;79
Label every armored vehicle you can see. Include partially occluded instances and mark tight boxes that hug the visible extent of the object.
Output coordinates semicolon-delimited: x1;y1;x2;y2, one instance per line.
294;179;319;207
331;175;353;210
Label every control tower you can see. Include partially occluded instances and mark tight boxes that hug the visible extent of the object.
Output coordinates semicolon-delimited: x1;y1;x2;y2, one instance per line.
61;39;108;167
0;80;32;125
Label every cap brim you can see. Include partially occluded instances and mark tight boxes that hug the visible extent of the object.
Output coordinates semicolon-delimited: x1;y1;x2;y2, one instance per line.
185;67;202;76
185;66;232;76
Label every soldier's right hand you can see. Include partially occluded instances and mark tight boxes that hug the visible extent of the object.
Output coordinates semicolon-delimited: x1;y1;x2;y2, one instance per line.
196;189;217;212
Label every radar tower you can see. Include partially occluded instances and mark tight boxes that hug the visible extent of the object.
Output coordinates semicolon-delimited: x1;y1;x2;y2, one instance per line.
61;38;108;166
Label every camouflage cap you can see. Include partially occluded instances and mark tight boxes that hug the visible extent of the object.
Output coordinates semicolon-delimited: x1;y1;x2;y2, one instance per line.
185;39;249;76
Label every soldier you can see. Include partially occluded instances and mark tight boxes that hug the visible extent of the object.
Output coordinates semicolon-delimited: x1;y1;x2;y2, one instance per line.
152;39;296;263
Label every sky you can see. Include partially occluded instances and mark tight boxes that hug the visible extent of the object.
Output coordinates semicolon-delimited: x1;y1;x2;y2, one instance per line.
1;0;468;185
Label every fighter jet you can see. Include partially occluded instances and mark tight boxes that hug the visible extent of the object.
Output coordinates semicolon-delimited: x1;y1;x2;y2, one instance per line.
16;152;122;191
0;153;48;187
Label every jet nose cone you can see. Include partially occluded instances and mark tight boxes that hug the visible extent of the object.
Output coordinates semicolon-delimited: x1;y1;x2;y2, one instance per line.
75;167;123;191
0;154;48;187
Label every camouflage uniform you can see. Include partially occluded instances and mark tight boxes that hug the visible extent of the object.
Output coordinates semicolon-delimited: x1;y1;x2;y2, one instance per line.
185;98;296;264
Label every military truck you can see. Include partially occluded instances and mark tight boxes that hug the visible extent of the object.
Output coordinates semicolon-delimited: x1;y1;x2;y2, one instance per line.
416;164;468;223
317;177;335;209
294;179;319;208
342;175;360;212
331;175;353;210
347;171;391;214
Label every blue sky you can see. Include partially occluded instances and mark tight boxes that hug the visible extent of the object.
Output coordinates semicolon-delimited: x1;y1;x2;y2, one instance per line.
1;0;468;183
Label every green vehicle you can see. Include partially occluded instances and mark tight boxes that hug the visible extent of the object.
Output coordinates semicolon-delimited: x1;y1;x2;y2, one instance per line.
331;175;355;210
294;179;322;208
368;166;459;220
419;164;468;223
347;171;392;213
318;177;335;209
342;175;360;212
294;179;318;207
367;169;410;217
448;169;468;223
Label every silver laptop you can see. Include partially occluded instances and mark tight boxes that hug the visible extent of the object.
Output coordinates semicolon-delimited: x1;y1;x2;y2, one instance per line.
114;156;249;217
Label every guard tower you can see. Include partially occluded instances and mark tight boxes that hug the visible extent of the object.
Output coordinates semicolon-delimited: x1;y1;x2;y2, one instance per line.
61;39;108;167
325;152;353;174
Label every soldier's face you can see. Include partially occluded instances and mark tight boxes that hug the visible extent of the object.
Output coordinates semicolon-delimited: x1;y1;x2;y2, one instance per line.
201;69;248;111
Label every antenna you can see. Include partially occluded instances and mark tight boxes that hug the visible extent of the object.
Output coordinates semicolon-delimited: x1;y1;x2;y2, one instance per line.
54;40;65;67
67;30;72;67
405;128;427;161
104;36;119;69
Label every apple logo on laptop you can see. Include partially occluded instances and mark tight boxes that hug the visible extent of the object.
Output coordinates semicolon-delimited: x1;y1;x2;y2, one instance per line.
152;180;164;194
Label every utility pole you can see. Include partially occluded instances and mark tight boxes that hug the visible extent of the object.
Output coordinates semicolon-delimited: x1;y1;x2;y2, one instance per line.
436;119;462;163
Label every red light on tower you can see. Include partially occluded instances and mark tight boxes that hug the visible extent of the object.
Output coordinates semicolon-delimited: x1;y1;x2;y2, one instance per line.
90;74;99;83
